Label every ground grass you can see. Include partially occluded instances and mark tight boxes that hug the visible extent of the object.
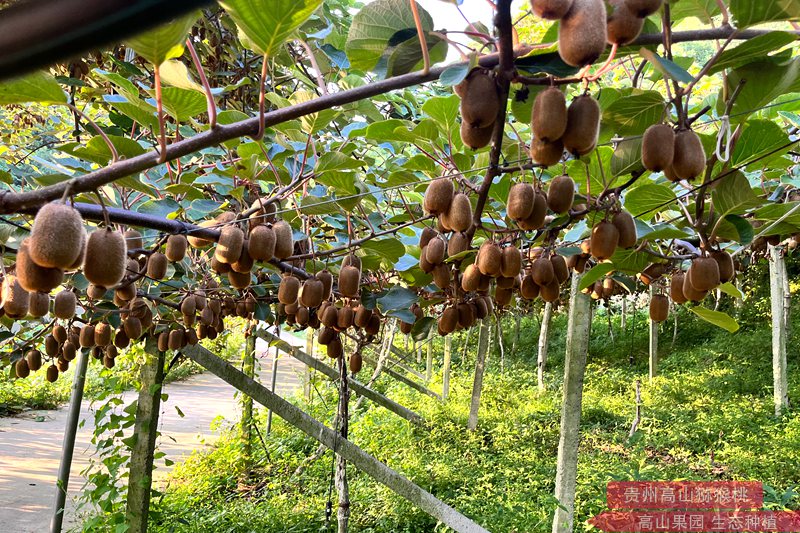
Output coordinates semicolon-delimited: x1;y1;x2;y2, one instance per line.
148;297;800;533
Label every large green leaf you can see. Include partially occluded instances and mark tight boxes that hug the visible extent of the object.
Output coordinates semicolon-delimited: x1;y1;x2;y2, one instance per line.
0;71;67;104
386;33;447;77
711;171;762;216
127;12;199;65
422;95;460;137
346;0;432;72
611;137;645;177
729;0;800;27
603;91;666;136
690;306;740;333
219;0;321;56
709;32;798;75
731;120;791;167
624;183;676;220
669;0;721;23
721;57;800;124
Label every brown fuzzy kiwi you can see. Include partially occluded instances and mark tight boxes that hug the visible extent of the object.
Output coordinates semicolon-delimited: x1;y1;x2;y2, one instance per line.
114;283;135;304
211;256;230;274
53;289;77;320
532;87;568;142
28;203;85;269
200;306;214;326
590;280;604;300
520;275;540;300
477;242;503;277
316;270;333;300
349;352;363;374
79;325;95;348
231;243;254;274
448;232;469;257
649;294;669;322
2;275;29;318
682;272;708;302
299;278;324;308
124;229;144;251
53;325;67;343
354;305;373;328
342;254;361;271
338;265;360;298
670;272;688;304
551;254;570;284
15;358;30;379
84;228;127;288
457;302;476;328
419;226;439;249
547;175;575;214
419;253;435;274
531;0;574;19
641;124;675;172
124;316;143;340
663;165;681;183
16;239;64;293
45;364;58;382
540;280;561;302
88;283;107;300
607;3;644;45
399;319;413;335
461;121;495;150
602;277;616;298
248;225;276;262
530;137;564;167
95;323;112;346
423;178;455;216
590;221;620;260
318;326;337;346
26;349;42;372
168;329;185;351
44;334;59;357
496;276;516;289
228;269;251;289
672;130;706;181
185;329;198;346
62;341;77;361
612;211;637;249
461;263;483;292
501;246;522;278
147;252;169;280
460;69;499;128
188;220;216;248
28;291;49;318
180;296;196;317
518;193;548;231
165;235;188;262
558;0;608;68
439;306;459;334
562;94;601;156
327;335;344;359
278;275;300;305
215;226;244;264
495;286;514;307
272;221;294;260
638;263;667;285
425;236;447;265
365;314;381;336
248;198;278;226
711;250;735;283
625;0;662;17
532;257;555;286
688;257;720;292
507;183;535;221
337;306;355;330
444;193;473;233
114;327;130;349
56;357;70;372
430;263;449;290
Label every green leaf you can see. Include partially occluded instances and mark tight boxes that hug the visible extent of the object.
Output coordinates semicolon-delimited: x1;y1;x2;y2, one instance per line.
610;248;652;275
219;0;321;56
729;0;800;27
718;282;744;300
669;0;721;23
731;120;791;167
387;32;447;77
377;286;419;314
690;306;740;333
624;183;676;220
159;60;204;92
611;137;645;177
514;51;580;78
709;32;798;75
603;91;666;136
290;90;338;133
153;87;207;122
721;57;800;124
711;171;761;216
579;263;615;291
639;48;693;84
127;12;199;65
0;71;67;104
439;63;470;87
410;316;436;341
422;95;460;136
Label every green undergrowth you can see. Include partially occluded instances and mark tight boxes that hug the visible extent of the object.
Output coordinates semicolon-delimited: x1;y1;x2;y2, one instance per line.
149;299;800;533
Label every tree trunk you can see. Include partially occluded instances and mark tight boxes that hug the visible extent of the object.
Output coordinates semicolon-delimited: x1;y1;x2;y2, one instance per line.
769;244;789;416
442;335;452;401
126;339;165;533
241;330;255;473
336;356;351;532
552;273;592;533
538;302;553;392
649;287;658;381
620;298;627;332
467;319;490;431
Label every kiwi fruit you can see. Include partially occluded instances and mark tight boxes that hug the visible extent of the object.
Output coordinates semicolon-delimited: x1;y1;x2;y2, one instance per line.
53;324;67;343
215;226;244;264
211;256;231;274
602;277;615;298
188;220;216;248
540;280;561;303
365;314;381;336
28;291;49;318
147;252;169;280
45;364;58;382
612;211;637;248
26;349;42;372
501;246;522;278
84;228;127;288
562;94;601;156
531;0;574;19
272;221;294;260
419;252;435;274
518;193;548;231
337;306;355;330
248;199;278;226
231;243;254;274
2;275;29;318
494;286;513;307
423;178;455;216
124;316;143;340
165;235;188;262
95;323;112;347
278;275;300;304
590;221;620;260
448;232;469;257
62;341;77;361
228;269;251;289
114;328;130;349
530;137;564;167
425;236;447;265
349;352;363;374
327;335;344;359
15;358;30;379
338;265;360;298
625;0;662;17
461;121;495;150
607;3;644;45
520;274;540;300
16;239;64;293
124;229;144;251
532;87;568;142
477;242;503;277
638;263;667;285
461;264;483;292
181;296;196;316
354;305;373;328
670;272;688;304
558;0;608;68
641;124;675;172
28;203;85;270
711;250;735;283
444;193;473;233
44;334;59;357
167;329;184;350
439;306;459;334
649;294;669;322
507;183;535;221
672;130;706;181
688;256;720;292
547;175;575;214
319;326;337;346
79;325;95;348
248;225;276;262
87;283;106;300
342;254;361;271
551;254;570;284
432;263;451;289
299;278;324;308
419;226;439;249
457;302;476;328
316;270;333;300
460;69;499;128
532;257;555;286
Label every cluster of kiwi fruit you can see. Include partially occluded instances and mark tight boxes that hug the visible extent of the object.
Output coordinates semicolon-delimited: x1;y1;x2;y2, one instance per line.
669;250;734;305
642;124;707;182
530;88;602;165
532;0;663;67
455;68;500;150
582;273;629;301
520;247;571;302
586;210;638;261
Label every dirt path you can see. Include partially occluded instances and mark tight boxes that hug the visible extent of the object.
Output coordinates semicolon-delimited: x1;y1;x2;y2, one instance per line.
0;334;308;533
